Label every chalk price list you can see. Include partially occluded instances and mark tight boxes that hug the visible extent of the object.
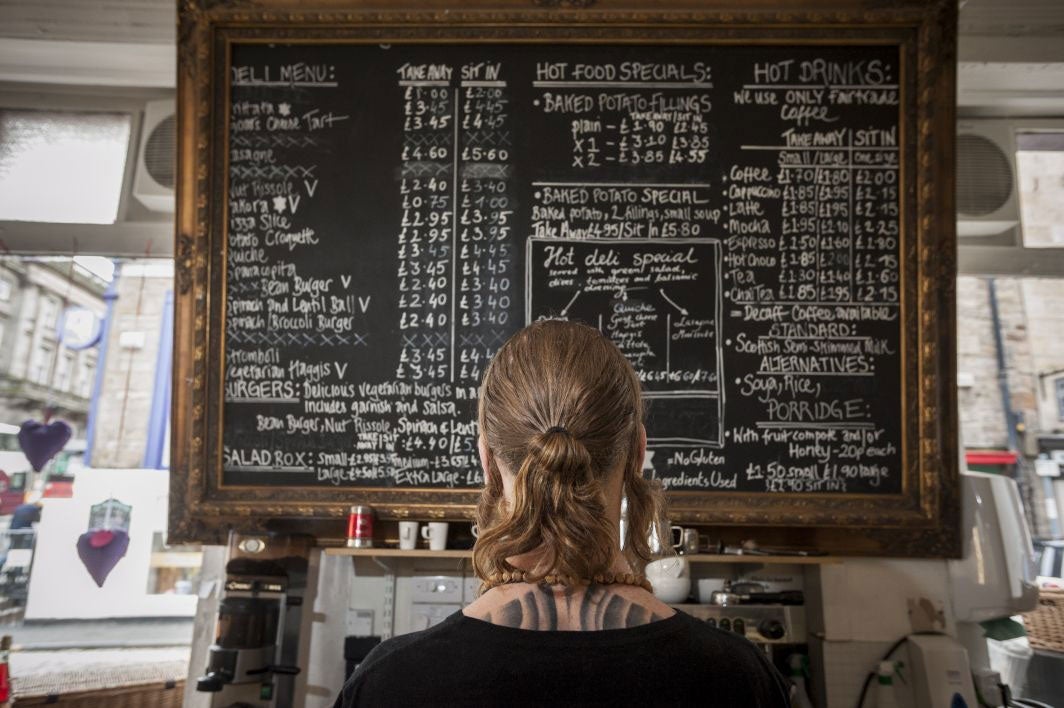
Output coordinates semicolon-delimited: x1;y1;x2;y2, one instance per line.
391;61;522;485
721;57;902;494
218;46;906;496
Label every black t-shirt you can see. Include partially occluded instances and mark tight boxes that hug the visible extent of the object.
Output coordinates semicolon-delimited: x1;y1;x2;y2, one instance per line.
332;609;791;707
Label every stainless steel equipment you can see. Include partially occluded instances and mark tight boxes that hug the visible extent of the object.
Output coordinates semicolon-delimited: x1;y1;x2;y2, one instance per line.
196;532;314;707
680;604;807;645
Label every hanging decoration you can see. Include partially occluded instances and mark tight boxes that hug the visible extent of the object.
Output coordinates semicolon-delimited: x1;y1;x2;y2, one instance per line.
17;419;72;472
76;498;132;588
18;243;83;474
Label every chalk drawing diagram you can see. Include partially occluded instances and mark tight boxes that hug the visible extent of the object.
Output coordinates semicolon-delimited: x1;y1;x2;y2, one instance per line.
526;237;724;448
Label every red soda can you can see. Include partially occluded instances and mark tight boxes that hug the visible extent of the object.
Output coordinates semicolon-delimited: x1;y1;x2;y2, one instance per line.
347;505;374;548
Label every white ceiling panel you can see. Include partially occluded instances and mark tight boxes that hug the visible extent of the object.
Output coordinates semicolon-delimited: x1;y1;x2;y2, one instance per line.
0;0;174;45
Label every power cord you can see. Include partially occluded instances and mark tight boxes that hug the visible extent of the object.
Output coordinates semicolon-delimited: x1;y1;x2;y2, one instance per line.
855;639;1056;708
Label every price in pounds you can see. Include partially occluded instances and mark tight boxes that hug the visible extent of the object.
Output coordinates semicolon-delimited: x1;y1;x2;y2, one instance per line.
460;146;508;162
403;114;452;131
399;311;449;329
401;145;449;161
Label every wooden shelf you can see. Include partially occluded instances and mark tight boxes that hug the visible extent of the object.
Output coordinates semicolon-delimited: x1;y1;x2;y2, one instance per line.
679;553;839;565
324;548;472;559
323;548;839;564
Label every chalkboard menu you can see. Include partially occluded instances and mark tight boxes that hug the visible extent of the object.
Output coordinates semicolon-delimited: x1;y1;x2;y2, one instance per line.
173;0;960;556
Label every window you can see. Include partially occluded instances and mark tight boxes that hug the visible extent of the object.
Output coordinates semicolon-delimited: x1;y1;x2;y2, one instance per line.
55;352;74;392
39;297;58;332
1058;378;1064;422
0;427;19;451
1016;132;1064;248
31;343;53;385
0;110;131;224
76;355;95;398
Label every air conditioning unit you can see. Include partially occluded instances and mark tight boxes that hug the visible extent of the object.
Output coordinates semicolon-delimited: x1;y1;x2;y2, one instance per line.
956;120;1019;238
132;99;175;213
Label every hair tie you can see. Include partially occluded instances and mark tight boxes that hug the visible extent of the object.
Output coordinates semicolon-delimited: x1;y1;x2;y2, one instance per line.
546;425;569;436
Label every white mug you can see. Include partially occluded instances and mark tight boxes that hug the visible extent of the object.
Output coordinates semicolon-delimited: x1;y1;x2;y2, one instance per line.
421;522;449;551
398;521;419;550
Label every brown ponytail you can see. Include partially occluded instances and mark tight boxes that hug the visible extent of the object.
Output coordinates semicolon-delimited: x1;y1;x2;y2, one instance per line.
472;320;665;587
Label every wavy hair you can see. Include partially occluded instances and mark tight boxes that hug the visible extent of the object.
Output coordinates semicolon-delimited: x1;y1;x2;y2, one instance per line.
472;320;665;587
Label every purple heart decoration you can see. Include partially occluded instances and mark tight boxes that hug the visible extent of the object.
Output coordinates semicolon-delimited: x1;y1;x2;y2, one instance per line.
18;419;72;472
76;529;130;588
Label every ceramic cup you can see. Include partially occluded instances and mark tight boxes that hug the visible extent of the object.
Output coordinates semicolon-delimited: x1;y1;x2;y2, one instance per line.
421;522;449;551
398;521;419;550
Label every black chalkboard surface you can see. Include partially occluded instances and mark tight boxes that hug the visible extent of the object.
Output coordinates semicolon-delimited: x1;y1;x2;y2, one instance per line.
220;43;904;496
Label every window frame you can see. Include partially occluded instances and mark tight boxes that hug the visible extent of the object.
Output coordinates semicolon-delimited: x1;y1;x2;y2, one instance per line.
0;83;174;257
0;107;134;226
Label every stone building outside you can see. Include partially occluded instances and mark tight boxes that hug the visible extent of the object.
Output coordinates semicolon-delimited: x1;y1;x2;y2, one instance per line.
956;148;1064;539
0;259;106;458
85;260;173;470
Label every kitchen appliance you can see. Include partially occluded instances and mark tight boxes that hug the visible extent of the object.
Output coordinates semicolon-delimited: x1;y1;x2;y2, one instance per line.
906;635;978;708
681;604;807;645
706;580;804;606
196;531;314;707
946;470;1040;706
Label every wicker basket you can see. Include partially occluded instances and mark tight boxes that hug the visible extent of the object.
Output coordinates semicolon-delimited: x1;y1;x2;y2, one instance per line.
1023;589;1064;654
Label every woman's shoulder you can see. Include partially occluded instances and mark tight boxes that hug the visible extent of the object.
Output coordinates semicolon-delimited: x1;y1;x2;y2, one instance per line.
670;610;776;659
667;611;793;703
332;614;469;707
357;612;467;669
333;609;790;707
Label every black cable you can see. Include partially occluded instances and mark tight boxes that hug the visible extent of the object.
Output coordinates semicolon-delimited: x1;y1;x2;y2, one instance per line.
854;631;945;708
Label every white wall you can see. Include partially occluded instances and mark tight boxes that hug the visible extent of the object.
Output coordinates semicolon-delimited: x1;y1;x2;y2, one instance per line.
809;559;955;707
25;467;196;619
302;552;358;708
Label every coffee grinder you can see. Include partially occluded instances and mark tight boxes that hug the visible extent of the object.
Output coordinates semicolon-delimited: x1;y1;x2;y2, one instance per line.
196;532;314;707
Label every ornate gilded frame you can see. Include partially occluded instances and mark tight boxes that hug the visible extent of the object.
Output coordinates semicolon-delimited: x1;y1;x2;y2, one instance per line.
172;0;958;555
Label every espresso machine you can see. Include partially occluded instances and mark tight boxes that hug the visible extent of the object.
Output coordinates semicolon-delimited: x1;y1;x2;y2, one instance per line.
196;532;314;707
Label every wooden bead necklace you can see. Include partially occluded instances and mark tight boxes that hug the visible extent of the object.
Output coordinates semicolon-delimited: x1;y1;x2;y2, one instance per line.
483;569;653;593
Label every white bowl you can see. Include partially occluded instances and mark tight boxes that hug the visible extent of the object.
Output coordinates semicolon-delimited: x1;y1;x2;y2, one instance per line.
651;576;691;604
646;557;689;579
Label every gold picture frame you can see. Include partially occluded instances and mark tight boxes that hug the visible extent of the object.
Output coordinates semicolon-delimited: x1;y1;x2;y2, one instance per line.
171;0;959;556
